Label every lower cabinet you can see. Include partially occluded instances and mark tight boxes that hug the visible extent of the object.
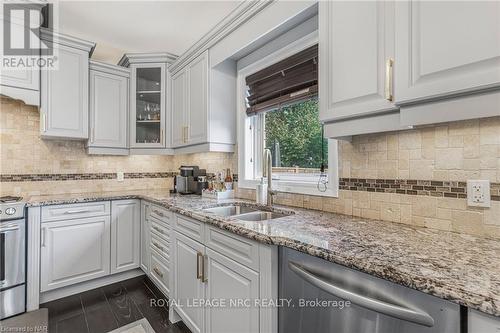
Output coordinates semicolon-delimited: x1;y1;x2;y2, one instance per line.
40;216;111;292
40;199;140;293
111;200;140;273
173;231;206;333
150;249;171;297
172;214;277;333
140;201;151;273
204;248;259;333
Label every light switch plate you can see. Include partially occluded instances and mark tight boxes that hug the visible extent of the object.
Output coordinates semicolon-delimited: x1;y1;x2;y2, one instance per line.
117;172;124;182
467;180;490;208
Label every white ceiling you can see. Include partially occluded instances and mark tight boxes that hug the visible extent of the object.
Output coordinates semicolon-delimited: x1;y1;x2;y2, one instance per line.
57;1;242;63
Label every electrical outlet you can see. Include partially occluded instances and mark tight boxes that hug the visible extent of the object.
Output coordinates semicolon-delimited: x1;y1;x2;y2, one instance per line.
467;180;490;208
117;172;124;182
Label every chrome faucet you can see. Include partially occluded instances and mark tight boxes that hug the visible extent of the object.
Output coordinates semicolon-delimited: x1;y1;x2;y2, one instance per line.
263;149;277;207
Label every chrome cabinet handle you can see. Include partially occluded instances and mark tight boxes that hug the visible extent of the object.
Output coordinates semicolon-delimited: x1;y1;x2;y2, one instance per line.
63;209;92;214
153;242;164;251
153;209;164;217
196;252;203;280
288;262;434;327
153;267;163;278
202;254;208;283
385;58;394;101
40;113;46;132
41;228;46;247
152;226;164;234
0;225;20;233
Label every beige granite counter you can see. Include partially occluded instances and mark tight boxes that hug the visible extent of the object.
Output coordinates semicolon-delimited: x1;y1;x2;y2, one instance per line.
26;190;500;317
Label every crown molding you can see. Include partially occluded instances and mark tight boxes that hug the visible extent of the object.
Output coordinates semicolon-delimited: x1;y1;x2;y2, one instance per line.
39;28;96;56
169;0;275;74
90;60;130;78
117;52;178;67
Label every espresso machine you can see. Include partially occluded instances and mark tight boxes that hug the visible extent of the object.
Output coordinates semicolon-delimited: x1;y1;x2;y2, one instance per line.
175;166;208;195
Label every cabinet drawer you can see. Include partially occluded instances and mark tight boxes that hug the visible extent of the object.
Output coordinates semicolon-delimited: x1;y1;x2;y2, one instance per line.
150;217;170;242
174;215;204;242
205;226;259;271
149;205;171;223
151;233;170;260
150;249;170;296
42;201;110;222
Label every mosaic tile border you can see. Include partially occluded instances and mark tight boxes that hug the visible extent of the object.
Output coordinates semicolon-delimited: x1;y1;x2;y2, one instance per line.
0;172;177;182
339;178;500;201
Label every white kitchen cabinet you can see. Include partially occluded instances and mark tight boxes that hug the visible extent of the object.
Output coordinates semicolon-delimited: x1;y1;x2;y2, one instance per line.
395;1;500;105
172;51;208;147
118;53;176;153
87;61;130;155
173;230;206;333
172;69;187;147
186;51;209;145
40;216;111;292
170;51;235;152
171;214;278;333
319;0;397;123
0;48;40;106
150;249;171;296
204;248;259;333
39;29;95;139
0;5;40;106
110;200;140;274
140;201;151;274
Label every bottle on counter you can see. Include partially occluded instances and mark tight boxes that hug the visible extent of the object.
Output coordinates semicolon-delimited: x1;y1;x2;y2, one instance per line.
224;168;233;190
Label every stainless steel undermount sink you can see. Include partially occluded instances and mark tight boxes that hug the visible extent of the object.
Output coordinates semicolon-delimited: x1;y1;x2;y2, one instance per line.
202;205;289;221
202;205;259;217
232;211;288;221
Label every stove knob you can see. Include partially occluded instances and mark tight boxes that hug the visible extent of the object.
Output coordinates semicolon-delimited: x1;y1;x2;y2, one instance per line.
5;207;16;215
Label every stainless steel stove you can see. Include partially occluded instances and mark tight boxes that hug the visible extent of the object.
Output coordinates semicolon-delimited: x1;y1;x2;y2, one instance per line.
0;195;26;319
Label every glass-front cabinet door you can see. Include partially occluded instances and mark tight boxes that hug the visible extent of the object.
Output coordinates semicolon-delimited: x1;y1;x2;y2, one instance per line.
130;64;166;148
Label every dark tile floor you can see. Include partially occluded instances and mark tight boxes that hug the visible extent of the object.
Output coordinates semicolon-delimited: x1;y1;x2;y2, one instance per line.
40;275;191;333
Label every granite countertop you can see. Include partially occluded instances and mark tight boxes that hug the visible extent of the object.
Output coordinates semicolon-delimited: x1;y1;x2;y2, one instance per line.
27;190;500;317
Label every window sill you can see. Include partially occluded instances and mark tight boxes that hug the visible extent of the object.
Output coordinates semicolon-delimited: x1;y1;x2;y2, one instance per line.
238;179;339;198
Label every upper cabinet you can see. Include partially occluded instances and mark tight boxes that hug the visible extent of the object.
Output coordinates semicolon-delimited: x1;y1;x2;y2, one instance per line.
319;0;397;123
118;53;176;153
172;69;187;147
171;51;236;153
395;1;500;105
321;0;500;138
39;29;95;140
172;51;208;147
186;53;209;145
0;3;41;106
87;61;130;155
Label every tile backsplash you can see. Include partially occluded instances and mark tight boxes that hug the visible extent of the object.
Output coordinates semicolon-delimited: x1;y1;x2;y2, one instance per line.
1;97;499;239
0;98;234;196
237;116;500;239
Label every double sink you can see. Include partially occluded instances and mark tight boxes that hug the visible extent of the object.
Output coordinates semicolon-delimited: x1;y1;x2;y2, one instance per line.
202;205;289;221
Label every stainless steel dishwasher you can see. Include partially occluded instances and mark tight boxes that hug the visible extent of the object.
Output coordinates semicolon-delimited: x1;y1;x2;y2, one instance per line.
279;247;460;333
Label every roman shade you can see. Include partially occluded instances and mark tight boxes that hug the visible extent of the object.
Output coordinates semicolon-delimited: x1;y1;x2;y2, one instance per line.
245;44;318;115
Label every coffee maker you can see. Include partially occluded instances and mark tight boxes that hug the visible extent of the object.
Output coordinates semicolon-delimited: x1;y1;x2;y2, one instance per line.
175;166;207;195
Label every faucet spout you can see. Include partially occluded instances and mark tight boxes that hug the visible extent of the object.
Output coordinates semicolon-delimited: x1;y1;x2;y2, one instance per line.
264;148;276;207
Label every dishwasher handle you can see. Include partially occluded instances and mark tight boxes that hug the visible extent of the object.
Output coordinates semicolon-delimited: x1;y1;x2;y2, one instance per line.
288;261;435;327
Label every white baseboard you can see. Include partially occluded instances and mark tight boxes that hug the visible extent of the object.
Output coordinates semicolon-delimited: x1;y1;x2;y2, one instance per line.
39;269;145;304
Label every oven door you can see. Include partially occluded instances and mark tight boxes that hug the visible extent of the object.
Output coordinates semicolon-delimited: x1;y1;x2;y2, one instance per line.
0;219;25;290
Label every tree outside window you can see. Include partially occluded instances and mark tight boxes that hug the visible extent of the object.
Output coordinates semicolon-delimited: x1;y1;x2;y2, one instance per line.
264;98;327;173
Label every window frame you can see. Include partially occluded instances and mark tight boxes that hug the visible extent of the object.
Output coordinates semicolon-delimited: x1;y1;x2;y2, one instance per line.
237;31;339;197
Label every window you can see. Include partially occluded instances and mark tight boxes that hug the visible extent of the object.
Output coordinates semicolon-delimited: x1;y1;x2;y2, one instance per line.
238;34;338;197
